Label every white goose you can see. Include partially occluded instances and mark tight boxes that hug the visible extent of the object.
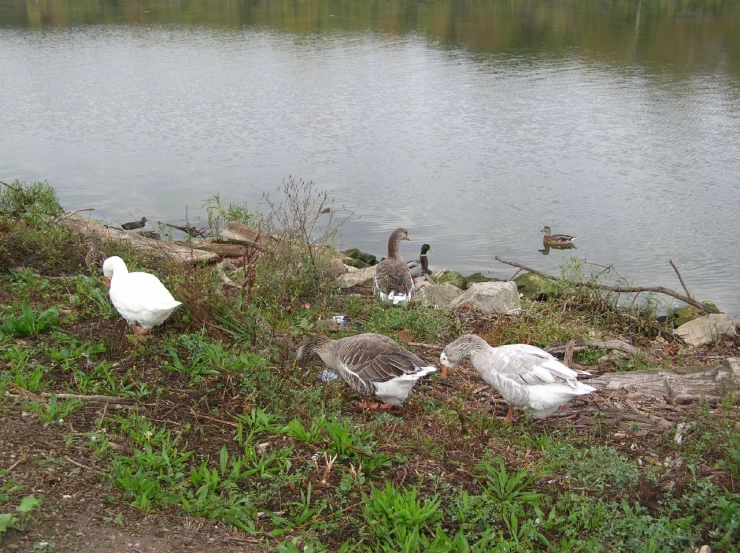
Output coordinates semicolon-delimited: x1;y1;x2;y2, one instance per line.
102;256;181;335
296;333;438;409
440;334;596;422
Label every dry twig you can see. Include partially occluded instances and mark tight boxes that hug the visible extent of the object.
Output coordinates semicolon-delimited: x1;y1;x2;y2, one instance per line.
494;256;713;312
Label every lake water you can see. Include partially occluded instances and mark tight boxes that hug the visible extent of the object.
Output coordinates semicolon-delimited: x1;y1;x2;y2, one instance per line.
1;0;739;316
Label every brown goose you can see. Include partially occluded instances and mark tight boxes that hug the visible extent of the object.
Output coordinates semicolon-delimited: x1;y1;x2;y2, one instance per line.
296;333;438;409
84;240;106;272
373;228;414;306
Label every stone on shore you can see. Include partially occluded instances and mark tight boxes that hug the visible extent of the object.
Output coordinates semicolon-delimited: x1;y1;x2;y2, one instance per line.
449;281;522;314
343;257;370;270
673;314;736;347
514;272;550;299
465;272;497;286
336;265;376;288
669;302;721;327
342;248;378;266
434;269;466;289
411;282;465;308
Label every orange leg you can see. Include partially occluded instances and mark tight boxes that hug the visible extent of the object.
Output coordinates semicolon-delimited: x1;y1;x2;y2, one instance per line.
503;405;515;424
356;397;393;410
132;324;150;335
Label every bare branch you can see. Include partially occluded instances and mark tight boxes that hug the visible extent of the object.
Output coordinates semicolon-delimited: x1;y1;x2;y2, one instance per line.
494;256;714;313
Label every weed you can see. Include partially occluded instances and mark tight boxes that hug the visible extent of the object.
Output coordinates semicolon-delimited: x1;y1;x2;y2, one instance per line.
28;393;82;424
0;300;59;337
0;495;42;543
0;180;62;217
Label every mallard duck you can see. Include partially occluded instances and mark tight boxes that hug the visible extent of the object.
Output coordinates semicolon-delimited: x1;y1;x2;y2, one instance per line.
102;256;181;335
540;226;576;246
407;243;433;279
84;240;106;272
440;334;596;422
296;333;438;409
121;217;147;231
373;228;414;306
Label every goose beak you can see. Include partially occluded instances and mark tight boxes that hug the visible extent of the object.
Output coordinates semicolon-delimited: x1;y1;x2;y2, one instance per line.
105;278;111;287
441;366;448;379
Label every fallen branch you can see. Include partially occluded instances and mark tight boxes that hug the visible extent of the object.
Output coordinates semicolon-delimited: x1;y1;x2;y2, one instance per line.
545;339;639;356
4;390;136;403
4;457;26;473
589;358;740;402
53;208;95;223
408;342;443;350
669;259;692;300
494;256;713;313
57;214;218;265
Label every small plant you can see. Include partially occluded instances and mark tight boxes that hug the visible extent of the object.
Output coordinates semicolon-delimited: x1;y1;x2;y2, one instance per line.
28;393;82;424
361;483;452;552
0;300;59;338
476;458;547;506
203;193;256;236
0;180;62;217
0;496;42;542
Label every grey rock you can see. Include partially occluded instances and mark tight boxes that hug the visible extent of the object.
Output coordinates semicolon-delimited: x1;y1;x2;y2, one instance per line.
336;266;376;288
673;314;736;347
412;282;465;308
449;281;522;314
434;269;466;289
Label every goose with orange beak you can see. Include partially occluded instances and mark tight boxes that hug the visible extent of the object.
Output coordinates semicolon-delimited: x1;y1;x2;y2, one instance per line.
440;334;595;423
102;256;181;335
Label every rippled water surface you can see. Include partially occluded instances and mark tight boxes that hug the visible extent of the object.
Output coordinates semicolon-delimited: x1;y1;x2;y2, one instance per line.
1;1;739;314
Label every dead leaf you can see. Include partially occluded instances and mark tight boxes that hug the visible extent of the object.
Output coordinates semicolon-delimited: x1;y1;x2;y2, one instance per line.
397;330;415;344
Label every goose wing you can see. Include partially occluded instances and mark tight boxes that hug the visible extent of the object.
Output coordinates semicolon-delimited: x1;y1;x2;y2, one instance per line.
338;334;426;383
375;259;414;295
491;344;580;386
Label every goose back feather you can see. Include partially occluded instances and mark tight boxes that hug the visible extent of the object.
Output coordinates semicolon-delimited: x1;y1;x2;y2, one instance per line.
297;333;437;405
373;228;414;306
441;334;595;418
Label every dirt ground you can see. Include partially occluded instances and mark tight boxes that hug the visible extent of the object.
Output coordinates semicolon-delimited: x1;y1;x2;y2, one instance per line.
0;413;263;553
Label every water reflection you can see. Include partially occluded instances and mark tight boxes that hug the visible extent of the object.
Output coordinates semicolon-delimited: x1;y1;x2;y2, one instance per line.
539;243;577;256
2;0;740;76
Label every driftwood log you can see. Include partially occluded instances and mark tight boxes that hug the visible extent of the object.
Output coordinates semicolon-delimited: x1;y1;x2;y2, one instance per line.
56;214;218;265
184;241;249;258
589;358;740;403
220;221;271;250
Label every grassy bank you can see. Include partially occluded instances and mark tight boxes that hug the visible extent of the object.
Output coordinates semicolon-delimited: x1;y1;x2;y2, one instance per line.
0;181;738;552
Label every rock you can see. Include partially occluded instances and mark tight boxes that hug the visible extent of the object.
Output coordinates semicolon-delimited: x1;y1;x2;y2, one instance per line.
465;272;498;285
411;282;465;308
434;269;466;290
673;314;736;347
335;266;376;288
342;248;378;266
449;281;522;314
513;272;550;299
671;305;703;327
670;302;721;327
325;256;348;279
343;257;369;270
